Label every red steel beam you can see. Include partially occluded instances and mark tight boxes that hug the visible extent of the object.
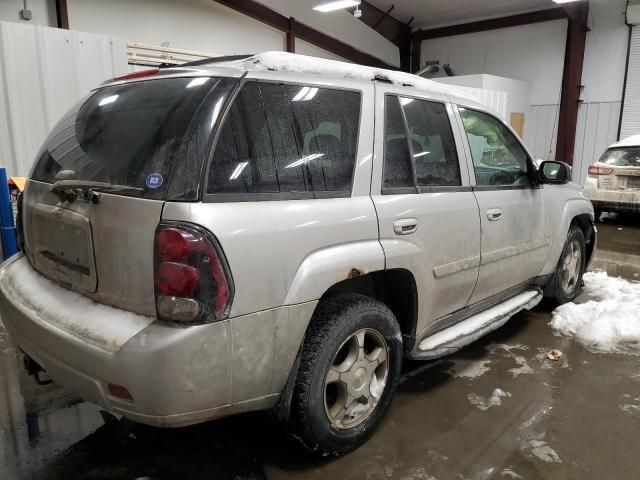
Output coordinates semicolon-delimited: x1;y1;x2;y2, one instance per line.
213;0;396;69
55;0;69;29
413;7;568;42
286;17;295;53
556;2;589;165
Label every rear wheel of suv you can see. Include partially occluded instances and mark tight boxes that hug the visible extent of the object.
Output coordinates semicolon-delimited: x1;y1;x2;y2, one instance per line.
289;293;402;456
546;225;586;305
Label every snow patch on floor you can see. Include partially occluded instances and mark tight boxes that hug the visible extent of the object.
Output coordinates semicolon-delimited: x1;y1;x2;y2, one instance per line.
397;467;437;480
528;439;562;463
620;396;640;417
501;469;524;479
550;271;640;354
508;356;535;377
448;358;492;379
468;388;511;411
488;343;529;357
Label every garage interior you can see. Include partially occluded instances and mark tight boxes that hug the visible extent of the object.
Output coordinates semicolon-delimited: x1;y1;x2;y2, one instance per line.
0;0;639;479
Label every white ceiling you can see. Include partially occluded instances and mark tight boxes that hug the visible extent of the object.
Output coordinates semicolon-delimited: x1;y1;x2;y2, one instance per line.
366;0;562;29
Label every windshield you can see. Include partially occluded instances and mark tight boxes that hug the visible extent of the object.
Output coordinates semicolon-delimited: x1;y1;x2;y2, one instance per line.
599;147;640;167
31;76;223;199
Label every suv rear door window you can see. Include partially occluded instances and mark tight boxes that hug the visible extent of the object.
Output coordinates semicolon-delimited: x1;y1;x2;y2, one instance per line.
206;81;361;197
401;98;461;187
383;96;413;189
382;95;461;191
31;77;220;199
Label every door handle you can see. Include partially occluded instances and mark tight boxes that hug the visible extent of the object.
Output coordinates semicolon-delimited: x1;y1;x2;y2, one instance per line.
486;208;503;221
393;218;418;235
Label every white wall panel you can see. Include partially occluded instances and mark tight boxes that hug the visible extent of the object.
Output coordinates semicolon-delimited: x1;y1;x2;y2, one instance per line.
421;20;567;105
524;104;559;161
0;21;127;177
620;26;640;140
574;101;622;185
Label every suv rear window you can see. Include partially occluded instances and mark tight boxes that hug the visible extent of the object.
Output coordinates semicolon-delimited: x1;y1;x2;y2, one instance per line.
31;77;228;199
599;147;640;167
206;81;361;198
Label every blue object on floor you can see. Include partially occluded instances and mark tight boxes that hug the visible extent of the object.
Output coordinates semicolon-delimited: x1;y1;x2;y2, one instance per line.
0;168;18;260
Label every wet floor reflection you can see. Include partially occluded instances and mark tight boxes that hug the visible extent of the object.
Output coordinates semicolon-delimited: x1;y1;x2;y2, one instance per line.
1;214;640;479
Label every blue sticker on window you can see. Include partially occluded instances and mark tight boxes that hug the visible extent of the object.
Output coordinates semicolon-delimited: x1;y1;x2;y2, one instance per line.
145;173;163;189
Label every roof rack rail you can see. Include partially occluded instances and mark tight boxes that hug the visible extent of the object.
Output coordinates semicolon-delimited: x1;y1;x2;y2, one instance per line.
168;54;255;69
373;74;393;84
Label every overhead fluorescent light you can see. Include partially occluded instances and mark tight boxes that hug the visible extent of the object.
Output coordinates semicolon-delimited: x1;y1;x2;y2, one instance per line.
414;151;430;158
313;0;360;13
98;94;119;107
229;162;249;180
552;0;582;3
186;77;209;88
286;153;324;169
292;86;319;102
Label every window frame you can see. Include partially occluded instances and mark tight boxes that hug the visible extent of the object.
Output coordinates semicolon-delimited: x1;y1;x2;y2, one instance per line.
201;77;363;203
381;93;470;196
454;104;539;191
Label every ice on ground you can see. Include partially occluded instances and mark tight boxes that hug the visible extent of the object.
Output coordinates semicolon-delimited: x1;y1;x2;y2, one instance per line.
528;440;562;463
468;388;511;411
448;358;492;379
398;467;437;480
488;343;529;357
620;404;640;416
501;469;524;479
550;271;640;354
509;356;535;377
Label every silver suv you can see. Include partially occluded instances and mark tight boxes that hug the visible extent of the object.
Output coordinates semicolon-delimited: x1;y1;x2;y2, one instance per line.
0;53;595;456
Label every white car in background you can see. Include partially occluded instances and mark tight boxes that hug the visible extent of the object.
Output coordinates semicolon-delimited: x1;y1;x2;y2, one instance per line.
585;134;640;218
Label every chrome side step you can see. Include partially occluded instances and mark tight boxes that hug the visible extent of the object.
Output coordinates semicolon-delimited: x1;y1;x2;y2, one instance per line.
415;289;543;360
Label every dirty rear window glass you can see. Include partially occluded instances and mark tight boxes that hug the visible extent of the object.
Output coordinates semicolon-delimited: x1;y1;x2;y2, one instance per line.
599;147;640;167
31;77;219;199
206;81;361;197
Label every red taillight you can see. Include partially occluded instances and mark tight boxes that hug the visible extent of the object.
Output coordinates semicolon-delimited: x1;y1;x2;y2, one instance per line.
113;68;160;82
157;263;200;297
588;165;613;176
157;228;193;262
154;223;233;323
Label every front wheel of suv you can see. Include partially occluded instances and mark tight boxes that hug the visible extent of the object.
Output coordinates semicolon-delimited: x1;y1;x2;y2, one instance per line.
289;293;402;456
546;225;586;305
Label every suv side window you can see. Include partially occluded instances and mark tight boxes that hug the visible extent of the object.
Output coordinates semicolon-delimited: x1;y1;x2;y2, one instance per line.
206;81;361;197
382;95;461;191
383;96;413;188
459;107;532;187
207;82;278;194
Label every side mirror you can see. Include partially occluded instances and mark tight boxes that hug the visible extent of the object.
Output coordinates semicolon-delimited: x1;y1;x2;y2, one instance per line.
538;160;571;184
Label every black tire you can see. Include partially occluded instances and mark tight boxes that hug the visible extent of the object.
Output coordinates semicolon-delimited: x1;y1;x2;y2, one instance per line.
545;225;586;305
289;293;402;456
594;208;603;221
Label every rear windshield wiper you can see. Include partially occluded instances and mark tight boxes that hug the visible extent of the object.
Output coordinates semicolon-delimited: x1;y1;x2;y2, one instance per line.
51;180;145;202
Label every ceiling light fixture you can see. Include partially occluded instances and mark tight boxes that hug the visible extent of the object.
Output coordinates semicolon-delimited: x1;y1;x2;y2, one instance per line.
313;0;360;13
552;0;583;4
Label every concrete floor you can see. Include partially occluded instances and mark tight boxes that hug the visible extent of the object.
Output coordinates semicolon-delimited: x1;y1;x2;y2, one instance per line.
2;214;639;480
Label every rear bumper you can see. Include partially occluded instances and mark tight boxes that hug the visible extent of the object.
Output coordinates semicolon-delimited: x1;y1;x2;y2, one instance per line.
0;254;314;427
585;188;640;212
